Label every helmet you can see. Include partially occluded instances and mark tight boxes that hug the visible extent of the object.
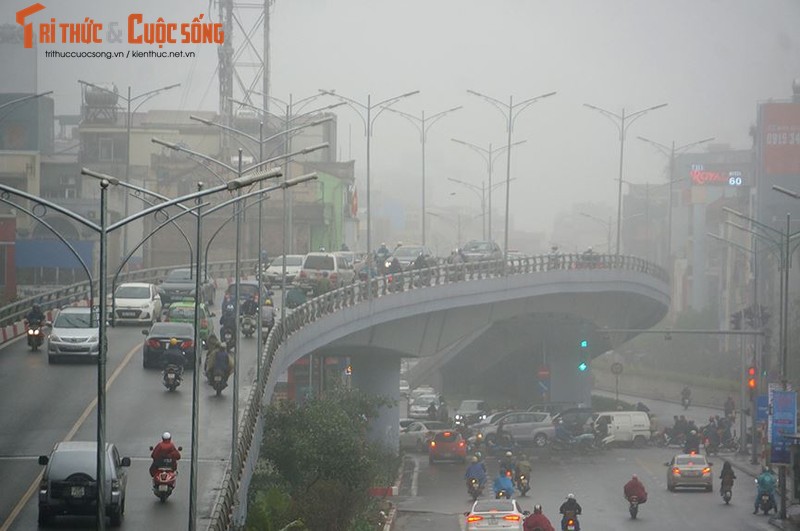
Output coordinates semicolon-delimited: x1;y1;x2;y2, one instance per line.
319;247;326;252
162;432;171;441
690;430;697;435
505;451;513;457
471;456;478;463
474;451;483;461
632;474;638;480
567;493;575;499
32;303;41;311
534;505;543;514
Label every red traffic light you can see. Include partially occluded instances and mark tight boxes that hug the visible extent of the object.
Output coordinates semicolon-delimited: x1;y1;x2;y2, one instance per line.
747;366;757;389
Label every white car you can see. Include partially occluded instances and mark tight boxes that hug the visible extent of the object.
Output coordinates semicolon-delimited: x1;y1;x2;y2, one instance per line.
408;394;439;419
47;307;100;364
258;255;305;287
111;282;162;324
399;420;449;452
466;498;527;530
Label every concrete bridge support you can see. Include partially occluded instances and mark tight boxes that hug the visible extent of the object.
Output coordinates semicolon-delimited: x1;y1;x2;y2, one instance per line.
549;350;592;405
350;354;402;452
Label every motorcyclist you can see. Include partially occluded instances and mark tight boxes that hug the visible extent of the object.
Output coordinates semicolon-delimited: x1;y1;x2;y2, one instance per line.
515;453;533;490
499;451;516;477
594;415;610;443
724;396;736;419
681;385;692;404
285;285;308;309
438;396;449;422
623;474;648;505
240;297;258;318
703;418;720;453
754;466;777;514
25;303;45;326
559;493;582;530
523;504;555;531
720;460;736;496
376;242;390;259
555;419;572;442
162;338;186;376
149;432;181;477
684;429;701;454
204;334;233;381
464;456;487;489
492;469;514;499
426;401;438;421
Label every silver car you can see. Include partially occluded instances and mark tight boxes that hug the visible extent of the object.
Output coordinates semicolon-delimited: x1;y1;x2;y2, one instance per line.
47;307;99;364
479;411;556;448
666;453;713;491
466;498;527;530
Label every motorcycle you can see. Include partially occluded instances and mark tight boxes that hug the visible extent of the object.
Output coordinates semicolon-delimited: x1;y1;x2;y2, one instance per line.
240;314;256;338
211;369;229;396
721;480;733;504
682;396;691;410
628;495;639;519
551;433;595;453
162;364;183;392
220;326;236;352
516;473;530;496
495;488;510;499
758;485;776;515
148;446;182;502
467;478;483;501
704;437;719;456
26;323;44;351
593;433;615;450
561;511;580;531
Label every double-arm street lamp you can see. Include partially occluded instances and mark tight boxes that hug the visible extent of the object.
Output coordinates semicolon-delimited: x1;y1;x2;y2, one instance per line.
467;89;556;265
0;90;53;123
448;177;515;240
386;106;462;246
583;102;668;256
77;80;181;261
580;212;613;254
451;138;527;242
638;135;715;262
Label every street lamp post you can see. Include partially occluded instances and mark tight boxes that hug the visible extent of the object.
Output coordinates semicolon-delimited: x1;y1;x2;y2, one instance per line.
583;102;668;256
638;135;715;263
0;90;53;124
448;177;513;240
580;212;613;254
451;139;527;242
386;106;462;245
78;80;180;261
467;90;556;265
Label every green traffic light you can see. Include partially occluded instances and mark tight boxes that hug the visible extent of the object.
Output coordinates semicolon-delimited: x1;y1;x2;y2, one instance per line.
580;340;588;348
578;362;588;371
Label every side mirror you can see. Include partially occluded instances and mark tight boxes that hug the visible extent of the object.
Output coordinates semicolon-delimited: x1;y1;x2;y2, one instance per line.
178;446;183;451
149;446;154;451
121;457;131;467
664;462;670;467
141;330;149;336
38;455;49;466
522;510;531;516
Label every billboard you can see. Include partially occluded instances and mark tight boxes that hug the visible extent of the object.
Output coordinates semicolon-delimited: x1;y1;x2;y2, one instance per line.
768;387;797;465
761;102;800;176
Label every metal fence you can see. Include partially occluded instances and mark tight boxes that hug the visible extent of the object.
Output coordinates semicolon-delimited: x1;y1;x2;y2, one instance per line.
207;253;669;530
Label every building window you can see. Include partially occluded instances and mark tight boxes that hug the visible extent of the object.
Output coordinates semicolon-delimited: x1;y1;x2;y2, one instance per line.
99;137;114;161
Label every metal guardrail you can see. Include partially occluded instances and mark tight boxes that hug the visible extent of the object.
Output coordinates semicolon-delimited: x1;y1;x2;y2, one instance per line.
207;253;669;530
0;259;259;331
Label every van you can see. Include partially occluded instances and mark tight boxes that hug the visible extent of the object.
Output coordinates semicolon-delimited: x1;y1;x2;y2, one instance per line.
593;411;651;447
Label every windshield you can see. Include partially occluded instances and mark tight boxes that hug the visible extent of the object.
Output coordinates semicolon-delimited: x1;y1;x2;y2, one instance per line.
168;305;196;320
271;255;303;267
303;255;335;270
394;247;424;258
149;323;194;337
676;456;707;466
165;269;193;282
459;400;484;411
115;286;150;299
463;242;492;252
54;312;93;329
473;500;515;513
413;395;437;406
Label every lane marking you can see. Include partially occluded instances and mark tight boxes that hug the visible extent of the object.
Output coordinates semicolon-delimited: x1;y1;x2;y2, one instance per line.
410;456;420;497
0;342;140;531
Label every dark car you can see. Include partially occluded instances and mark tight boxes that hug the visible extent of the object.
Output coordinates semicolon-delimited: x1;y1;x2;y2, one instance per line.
461;240;503;262
392;245;438;270
222;280;271;307
142;321;196;369
38;441;131;527
454;399;490;426
159;268;216;306
553;407;595;436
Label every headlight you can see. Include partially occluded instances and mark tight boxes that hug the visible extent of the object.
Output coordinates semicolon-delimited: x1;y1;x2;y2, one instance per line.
141;303;151;309
89;335;99;342
49;334;61;342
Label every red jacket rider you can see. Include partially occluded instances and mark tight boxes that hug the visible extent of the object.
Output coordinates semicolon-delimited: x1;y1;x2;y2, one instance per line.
150;432;181;477
523;505;555;531
624;474;648;503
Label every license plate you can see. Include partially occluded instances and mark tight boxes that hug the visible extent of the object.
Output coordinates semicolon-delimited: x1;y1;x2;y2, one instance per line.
70;486;85;498
489;517;497;524
167;374;175;380
120;311;136;317
158;484;169;492
685;471;700;476
215;376;222;382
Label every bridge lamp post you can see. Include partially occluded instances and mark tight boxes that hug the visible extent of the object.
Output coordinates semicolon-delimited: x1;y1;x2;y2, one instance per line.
385;106;462;246
78;80;180;262
317;89;419;295
637;135;715;265
448;178;515;240
189;114;332;336
467;89;556;267
451;138;526;243
583;102;668;256
579;212;613;254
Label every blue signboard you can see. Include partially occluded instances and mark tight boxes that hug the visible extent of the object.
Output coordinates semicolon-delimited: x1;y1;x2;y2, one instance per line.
769;390;797;465
757;395;769;423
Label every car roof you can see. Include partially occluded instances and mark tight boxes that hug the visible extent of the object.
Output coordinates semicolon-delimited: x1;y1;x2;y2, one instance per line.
53;441;111;452
117;282;152;288
148;322;194;335
471;499;517;513
304;252;336;257
59;306;92;314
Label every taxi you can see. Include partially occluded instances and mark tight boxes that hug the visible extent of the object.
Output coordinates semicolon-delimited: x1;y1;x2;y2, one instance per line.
163;299;215;343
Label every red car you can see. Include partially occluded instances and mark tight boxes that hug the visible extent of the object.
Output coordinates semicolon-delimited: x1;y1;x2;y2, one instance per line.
429;431;467;463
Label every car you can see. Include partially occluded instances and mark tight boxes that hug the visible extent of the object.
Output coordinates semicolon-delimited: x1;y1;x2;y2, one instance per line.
163;300;215;342
592;410;652;446
159;268;216;305
400;418;415;430
409;385;436;401
222;280;274;327
296;252;356;294
465;498;527;530
399;379;410;396
479;411;556;448
454;399;490;426
461;240;503;262
47;307;100;364
399;420;450;452
665;453;713;491
391;244;438;270
257;254;304;287
528;401;582;416
428;430;467;463
141;321;196;369
469;410;514;434
37;441;131;527
552;407;595;436
408;394;440;419
110;282;162;325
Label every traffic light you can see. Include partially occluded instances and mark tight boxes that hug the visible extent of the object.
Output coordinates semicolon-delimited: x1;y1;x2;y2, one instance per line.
577;361;588;372
578;339;589;371
747;366;757;394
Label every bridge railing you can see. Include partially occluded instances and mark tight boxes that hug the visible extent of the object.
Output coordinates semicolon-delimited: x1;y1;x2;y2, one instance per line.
208;253;668;529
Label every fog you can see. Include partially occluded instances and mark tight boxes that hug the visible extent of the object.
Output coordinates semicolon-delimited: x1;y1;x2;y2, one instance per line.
6;0;800;245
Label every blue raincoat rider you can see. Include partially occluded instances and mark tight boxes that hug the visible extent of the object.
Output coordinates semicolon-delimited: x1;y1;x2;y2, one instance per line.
754;467;777;514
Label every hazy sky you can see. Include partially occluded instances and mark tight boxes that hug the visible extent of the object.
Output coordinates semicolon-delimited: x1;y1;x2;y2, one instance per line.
6;0;800;240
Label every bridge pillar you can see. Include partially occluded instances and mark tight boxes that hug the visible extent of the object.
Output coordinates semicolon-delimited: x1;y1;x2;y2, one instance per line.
351;355;401;453
549;352;592;406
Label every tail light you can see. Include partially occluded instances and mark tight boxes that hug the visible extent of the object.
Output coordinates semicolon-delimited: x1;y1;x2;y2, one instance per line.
702;467;711;475
458;441;465;448
567;519;575;525
430;441;436;448
506;471;512;477
503;515;521;521
181;340;194;350
466;515;483;523
443;431;452;437
689;450;697;455
672;467;681;476
147;339;160;348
